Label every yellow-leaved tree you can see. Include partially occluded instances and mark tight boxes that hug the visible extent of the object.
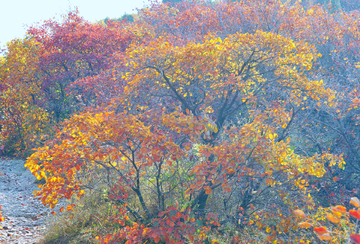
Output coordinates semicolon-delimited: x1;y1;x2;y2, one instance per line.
0;38;52;157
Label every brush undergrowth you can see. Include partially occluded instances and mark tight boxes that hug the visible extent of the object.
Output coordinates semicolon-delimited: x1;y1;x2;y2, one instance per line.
41;188;118;244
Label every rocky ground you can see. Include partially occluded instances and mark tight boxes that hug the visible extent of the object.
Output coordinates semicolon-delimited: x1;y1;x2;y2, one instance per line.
0;158;56;243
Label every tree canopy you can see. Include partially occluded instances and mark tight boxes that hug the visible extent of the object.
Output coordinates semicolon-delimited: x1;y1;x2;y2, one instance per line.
1;0;360;243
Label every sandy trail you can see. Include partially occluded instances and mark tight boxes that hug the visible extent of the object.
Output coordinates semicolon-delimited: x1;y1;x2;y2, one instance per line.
0;158;49;243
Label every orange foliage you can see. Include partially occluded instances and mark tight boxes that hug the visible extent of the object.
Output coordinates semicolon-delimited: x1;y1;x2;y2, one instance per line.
4;0;358;243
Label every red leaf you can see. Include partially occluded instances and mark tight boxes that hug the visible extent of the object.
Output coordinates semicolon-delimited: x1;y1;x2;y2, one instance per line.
332;205;347;214
226;168;235;175
154;236;160;243
313;226;328;234
350;210;360;219
350;234;360;244
166;218;175;227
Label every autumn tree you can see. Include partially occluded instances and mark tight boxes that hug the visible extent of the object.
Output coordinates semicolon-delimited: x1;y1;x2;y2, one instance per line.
0;11;137;155
127;0;360;209
27;11;134;121
9;0;359;243
26;27;346;242
0;38;52;156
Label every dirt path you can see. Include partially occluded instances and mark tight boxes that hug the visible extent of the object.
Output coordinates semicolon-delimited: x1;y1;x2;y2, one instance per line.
0;158;50;243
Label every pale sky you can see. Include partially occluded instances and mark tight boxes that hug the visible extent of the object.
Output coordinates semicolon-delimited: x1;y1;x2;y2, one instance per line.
0;0;151;46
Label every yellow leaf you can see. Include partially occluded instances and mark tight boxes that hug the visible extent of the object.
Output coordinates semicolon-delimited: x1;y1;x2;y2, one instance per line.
294;209;306;219
298;222;312;228
326;214;340;224
350;197;360;208
318;233;332;241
